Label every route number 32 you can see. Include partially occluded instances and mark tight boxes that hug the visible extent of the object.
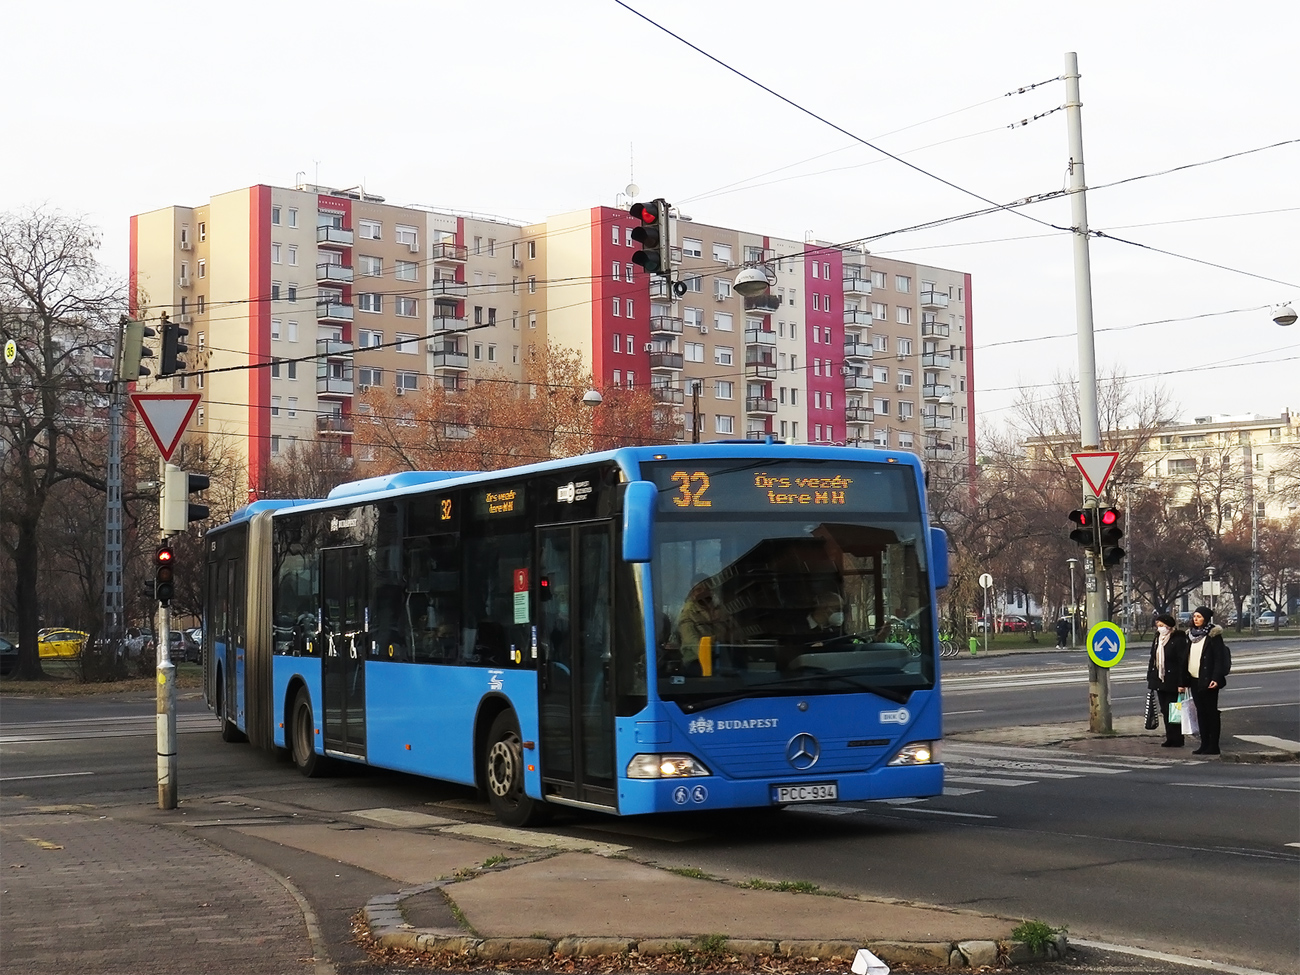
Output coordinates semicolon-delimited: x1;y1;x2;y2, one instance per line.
670;471;712;507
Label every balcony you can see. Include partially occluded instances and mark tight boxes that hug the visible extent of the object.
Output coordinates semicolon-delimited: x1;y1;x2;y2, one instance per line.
429;279;469;300
652;385;685;405
843;340;873;361
649;351;684;371
742;294;782;316
649;278;676;299
745;348;776;369
317;375;354;398
316;225;354;248
844;308;873;327
922;383;952;401
845;406;875;423
430;315;469;334
435;375;468;393
430;241;468;263
921;352;951;369
746;396;778;415
744;429;771;441
844;374;874;392
920;289;950;310
924;442;955;460
842;267;872;296
746;363;777;380
744;328;776;347
316;414;353;435
922;413;953;431
316;338;354;359
316;302;355;324
921;320;950;338
316;263;354;284
649;315;684;336
429;348;469;370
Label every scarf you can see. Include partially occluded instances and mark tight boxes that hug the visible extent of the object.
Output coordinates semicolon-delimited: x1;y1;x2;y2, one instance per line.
1155;627;1170;680
1189;622;1211;641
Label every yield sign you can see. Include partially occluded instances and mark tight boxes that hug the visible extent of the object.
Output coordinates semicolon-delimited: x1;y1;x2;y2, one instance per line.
130;393;201;461
1071;451;1120;497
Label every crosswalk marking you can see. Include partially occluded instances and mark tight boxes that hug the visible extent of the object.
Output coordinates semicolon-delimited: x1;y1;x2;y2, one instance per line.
945;774;1034;787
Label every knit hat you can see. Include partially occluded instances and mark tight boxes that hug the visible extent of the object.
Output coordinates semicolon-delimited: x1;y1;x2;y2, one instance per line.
1154;613;1177;628
1193;606;1214;622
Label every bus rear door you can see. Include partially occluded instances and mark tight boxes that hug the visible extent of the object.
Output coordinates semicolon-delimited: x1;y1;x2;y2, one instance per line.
537;523;617;811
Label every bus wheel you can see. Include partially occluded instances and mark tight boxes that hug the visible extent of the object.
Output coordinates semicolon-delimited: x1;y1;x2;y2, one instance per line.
218;685;246;743
485;711;549;827
291;688;326;777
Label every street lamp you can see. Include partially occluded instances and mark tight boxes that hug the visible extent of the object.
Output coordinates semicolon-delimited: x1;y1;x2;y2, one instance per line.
1205;566;1217;612
1067;558;1079;649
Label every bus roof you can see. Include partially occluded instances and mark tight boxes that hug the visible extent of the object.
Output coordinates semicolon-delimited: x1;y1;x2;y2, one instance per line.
224;498;321;526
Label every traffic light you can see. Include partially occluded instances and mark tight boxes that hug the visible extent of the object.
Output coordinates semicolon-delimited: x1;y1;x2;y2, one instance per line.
1099;507;1125;566
159;312;189;376
629;199;671;278
1068;508;1095;547
155;545;175;604
115;319;156;381
162;464;210;534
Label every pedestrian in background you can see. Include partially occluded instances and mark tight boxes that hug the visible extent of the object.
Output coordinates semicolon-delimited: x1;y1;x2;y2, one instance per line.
1182;606;1229;756
1054;616;1071;650
1146;613;1189;747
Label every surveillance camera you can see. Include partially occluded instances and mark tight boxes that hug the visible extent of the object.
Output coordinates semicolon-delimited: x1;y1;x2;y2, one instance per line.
1273;304;1297;327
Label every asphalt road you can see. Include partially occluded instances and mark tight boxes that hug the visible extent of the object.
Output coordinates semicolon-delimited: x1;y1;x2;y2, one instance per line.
1;642;1296;974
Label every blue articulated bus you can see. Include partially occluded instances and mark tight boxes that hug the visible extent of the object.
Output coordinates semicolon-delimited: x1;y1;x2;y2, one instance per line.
203;443;949;825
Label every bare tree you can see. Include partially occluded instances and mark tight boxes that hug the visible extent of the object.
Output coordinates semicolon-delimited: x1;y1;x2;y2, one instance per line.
1;208;128;678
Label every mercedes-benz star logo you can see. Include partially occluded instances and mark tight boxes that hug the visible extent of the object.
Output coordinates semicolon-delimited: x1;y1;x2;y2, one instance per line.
786;732;820;770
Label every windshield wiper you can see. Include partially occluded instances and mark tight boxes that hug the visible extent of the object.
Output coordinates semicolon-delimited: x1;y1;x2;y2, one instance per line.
678;673;911;712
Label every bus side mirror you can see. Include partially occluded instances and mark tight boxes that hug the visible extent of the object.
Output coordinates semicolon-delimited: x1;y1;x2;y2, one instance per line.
929;527;949;589
622;480;655;563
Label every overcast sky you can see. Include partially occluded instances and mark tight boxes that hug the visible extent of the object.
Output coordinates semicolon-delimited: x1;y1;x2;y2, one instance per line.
9;0;1297;435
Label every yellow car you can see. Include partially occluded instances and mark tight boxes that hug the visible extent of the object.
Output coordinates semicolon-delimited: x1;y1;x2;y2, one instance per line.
37;629;89;659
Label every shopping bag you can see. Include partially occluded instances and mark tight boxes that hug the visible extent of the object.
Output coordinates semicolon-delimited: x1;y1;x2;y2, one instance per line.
1144;690;1160;730
1181;693;1200;737
1168;699;1182;724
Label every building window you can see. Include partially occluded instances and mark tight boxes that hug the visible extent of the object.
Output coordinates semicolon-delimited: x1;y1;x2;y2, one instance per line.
612;261;621;281
626;371;635;387
271;242;282;264
897;306;912;325
487;344;497;362
270;435;280;455
898;337;912;355
395;333;418;354
612;225;620;245
528;276;536;294
685;275;702;293
271;395;281;416
359;366;383;387
1169;458;1197;474
528;311;537;329
359;219;382;240
612;297;621;317
685;342;704;362
287;396;298;418
899;401;913;420
270;319;281;340
814;391;822;409
395;296;418;317
683;238;703;258
613;334;622;353
396;225;418;249
358;293;381;313
528;240;537;260
286;320;298;343
714;346;733;366
288;245;298;266
359;329;383;347
626;263;634;282
626;299;634;318
473;236;482;255
625;228;634;247
270;357;281;378
613;369;621;386
812;262;819;279
271;206;281;225
198;260;206;278
359;255;381;276
871;270;886;288
625;334;634;354
715;380;733;399
714;312;733;331
270;282;280;300
474;306;483;324
712;242;732;263
715;415;734;435
395;260;417;281
198;222;206;241
899;370;913;387
874;333;888;352
895;275;911;293
397;370;418;391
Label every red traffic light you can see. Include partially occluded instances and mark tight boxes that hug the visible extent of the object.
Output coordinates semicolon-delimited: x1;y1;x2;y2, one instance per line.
1068;509;1092;527
629;201;659;224
1100;508;1120;526
156;546;174;563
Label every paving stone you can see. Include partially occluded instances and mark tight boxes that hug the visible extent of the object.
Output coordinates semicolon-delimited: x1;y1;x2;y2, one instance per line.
554;936;634;957
958;939;1000;967
475;937;555;960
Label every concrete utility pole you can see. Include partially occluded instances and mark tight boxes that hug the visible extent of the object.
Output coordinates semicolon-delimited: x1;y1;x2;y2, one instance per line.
157;456;177;811
1064;51;1112;733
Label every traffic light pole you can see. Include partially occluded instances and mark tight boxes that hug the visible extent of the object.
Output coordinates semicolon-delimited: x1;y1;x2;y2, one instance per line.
1065;51;1111;733
156;455;178;810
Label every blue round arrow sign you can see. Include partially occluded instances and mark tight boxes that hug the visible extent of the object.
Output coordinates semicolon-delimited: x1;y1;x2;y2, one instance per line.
1086;621;1126;668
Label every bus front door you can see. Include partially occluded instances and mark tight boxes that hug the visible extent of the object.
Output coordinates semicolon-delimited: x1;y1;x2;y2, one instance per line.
321;546;367;758
537;523;617;810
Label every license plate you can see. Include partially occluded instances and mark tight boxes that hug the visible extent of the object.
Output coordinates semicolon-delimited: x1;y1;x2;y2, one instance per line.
771;782;838;804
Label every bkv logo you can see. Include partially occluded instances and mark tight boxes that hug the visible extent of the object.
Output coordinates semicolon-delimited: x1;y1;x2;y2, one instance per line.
879;708;910;725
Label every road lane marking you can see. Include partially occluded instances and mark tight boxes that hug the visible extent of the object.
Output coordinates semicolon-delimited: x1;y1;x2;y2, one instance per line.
1233;734;1300;750
1169;782;1300;793
942;709;984;715
944;775;1034;786
0;771;95;782
1070;936;1289;975
892;808;997;819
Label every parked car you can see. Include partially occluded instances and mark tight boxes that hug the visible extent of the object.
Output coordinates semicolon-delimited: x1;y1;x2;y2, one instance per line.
0;636;17;676
37;628;89;659
167;630;201;663
1002;615;1031;632
1257;611;1289;627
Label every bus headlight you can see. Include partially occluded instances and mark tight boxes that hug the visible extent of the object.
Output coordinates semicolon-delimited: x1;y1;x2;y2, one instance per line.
626;754;712;778
887;741;938;766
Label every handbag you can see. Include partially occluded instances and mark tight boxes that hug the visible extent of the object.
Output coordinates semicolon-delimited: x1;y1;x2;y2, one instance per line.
1181;693;1200;737
1144;689;1160;730
1168;698;1182;724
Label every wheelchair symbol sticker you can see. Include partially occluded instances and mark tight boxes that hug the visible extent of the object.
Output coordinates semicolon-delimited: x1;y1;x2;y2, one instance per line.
672;786;690;805
691;785;708;803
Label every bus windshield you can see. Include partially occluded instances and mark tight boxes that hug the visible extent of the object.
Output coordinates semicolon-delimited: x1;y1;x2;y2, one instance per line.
645;459;935;709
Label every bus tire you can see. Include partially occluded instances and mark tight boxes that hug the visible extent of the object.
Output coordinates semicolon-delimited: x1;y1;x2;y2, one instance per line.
485;710;549;827
291;687;327;777
218;684;247;743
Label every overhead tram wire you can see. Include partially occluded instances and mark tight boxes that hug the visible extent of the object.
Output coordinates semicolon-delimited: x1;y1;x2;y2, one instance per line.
615;0;1068;235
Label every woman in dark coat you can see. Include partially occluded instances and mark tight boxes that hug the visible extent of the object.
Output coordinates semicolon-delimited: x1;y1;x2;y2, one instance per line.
1181;606;1230;755
1146;613;1190;747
